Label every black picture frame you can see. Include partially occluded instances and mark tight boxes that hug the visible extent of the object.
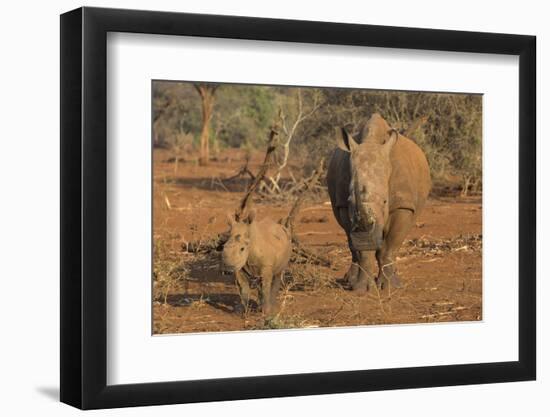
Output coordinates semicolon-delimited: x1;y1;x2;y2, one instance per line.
60;6;536;410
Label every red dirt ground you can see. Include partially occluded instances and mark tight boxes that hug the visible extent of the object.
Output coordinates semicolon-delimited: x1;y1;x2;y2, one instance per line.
152;148;482;334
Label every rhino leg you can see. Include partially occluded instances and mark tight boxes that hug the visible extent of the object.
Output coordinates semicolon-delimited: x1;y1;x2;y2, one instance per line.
260;266;275;318
337;207;361;287
376;209;415;290
269;272;284;313
345;237;361;287
234;270;251;315
354;250;376;293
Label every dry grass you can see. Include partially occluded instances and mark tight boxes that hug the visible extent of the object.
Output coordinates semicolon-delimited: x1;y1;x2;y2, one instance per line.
153;227;482;333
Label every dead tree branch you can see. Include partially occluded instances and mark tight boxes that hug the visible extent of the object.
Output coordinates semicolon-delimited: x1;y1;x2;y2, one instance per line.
224;153;256;181
234;124;279;221
262;89;321;194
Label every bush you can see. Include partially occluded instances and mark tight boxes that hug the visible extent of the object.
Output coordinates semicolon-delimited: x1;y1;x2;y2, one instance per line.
153;81;482;194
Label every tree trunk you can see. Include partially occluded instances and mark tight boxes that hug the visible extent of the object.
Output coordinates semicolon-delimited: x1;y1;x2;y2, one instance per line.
199;96;212;166
461;175;471;197
194;84;217;166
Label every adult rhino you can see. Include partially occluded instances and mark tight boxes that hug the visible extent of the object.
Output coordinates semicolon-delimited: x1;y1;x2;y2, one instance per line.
327;113;431;292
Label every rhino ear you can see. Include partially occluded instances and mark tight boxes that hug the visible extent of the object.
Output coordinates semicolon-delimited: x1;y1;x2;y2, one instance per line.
245;208;257;224
226;213;236;227
384;128;399;153
336;127;359;153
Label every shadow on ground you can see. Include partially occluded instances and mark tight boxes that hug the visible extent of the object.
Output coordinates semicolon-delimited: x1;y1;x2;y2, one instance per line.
184;253;235;285
165;292;260;314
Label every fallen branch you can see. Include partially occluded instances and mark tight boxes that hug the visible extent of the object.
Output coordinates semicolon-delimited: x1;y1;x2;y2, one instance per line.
291;243;332;268
184;232;229;254
224;153;256;181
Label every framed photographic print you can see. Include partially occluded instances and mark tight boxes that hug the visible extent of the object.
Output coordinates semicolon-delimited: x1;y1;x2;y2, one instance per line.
60;6;536;410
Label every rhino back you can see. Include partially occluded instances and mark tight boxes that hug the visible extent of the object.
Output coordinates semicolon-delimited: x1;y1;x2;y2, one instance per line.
389;135;431;215
247;218;291;275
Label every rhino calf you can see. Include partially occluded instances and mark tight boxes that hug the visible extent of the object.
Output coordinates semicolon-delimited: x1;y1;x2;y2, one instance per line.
221;210;292;318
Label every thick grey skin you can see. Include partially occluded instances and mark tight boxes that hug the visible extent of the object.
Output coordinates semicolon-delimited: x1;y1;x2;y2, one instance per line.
222;215;291;318
327;114;431;292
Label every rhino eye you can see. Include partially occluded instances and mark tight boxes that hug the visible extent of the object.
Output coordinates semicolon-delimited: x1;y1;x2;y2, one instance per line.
240;247;245;252
361;186;367;194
